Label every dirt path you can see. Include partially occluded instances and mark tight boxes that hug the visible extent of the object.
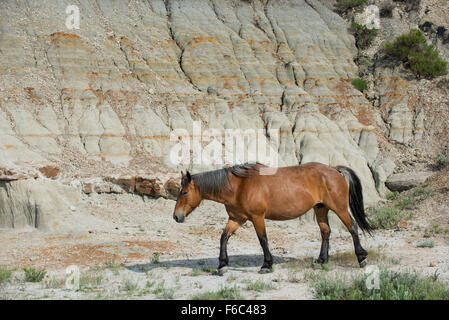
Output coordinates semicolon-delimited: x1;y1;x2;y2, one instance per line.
1;194;448;300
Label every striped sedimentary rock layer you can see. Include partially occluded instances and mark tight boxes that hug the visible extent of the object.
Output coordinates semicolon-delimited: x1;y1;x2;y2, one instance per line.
0;0;431;229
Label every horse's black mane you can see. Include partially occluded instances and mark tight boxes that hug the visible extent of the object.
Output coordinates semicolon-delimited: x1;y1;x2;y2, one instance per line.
182;163;261;196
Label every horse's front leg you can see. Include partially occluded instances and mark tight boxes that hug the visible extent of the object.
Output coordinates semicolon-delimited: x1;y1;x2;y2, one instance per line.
218;218;245;272
252;215;273;273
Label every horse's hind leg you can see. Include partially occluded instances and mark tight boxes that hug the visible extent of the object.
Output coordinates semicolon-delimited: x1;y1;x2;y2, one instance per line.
313;206;331;264
334;209;368;267
252;215;273;273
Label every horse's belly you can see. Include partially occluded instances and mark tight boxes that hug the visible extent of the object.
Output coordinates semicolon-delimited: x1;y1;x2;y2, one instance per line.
265;202;311;220
265;191;314;220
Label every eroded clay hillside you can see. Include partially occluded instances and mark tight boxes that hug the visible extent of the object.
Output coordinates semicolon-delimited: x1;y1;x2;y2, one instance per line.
0;0;448;232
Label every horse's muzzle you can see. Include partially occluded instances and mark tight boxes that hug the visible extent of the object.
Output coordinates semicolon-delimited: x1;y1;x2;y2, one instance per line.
173;212;185;223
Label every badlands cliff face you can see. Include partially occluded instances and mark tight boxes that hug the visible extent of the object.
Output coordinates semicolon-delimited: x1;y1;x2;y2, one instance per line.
0;0;447;230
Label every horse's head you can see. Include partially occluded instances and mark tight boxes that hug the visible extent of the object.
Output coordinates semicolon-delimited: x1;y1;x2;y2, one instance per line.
173;171;202;223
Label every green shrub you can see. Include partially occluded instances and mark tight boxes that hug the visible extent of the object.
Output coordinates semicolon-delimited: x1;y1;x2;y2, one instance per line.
385;29;447;79
386;191;399;200
424;224;449;238
335;0;368;13
246;280;276;292
191;285;243;300
152;281;175;299
417;240;435;248
313;269;449;300
368;185;433;229
351;78;368;92
23;266;47;282
436;153;449;168
122;279;138;294
104;259;121;270
152;252;161;264
350;21;378;49
79;273;103;291
0;266;13;285
368;206;413;229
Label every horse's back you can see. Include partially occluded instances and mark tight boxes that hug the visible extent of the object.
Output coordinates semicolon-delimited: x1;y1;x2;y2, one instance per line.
239;162;347;220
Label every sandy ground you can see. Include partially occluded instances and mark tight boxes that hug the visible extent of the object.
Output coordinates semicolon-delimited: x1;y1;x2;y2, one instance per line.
0;193;448;300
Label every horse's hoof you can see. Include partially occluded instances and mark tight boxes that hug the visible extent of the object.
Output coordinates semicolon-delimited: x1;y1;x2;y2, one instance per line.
258;267;273;274
214;267;228;276
359;259;367;268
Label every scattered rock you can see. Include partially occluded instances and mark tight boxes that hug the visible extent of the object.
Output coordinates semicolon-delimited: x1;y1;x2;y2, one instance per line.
386;172;434;191
0;167;38;181
135;176;162;197
39;165;60;179
105;175;135;193
206;86;217;94
398;221;408;228
164;178;180;200
83;182;94;194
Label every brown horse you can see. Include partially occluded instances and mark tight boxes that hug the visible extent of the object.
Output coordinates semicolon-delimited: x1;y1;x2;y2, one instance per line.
172;162;372;273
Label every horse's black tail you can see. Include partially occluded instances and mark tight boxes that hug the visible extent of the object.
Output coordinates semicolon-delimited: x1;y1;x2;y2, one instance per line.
335;166;373;235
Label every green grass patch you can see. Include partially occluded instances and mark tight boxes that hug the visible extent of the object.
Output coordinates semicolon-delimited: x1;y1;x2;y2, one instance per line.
351;78;367;92
245;280;276;292
385;29;447;79
23;266;46;283
79;273;103;291
191;285;243;300
0;266;13;285
152;281;174;299
385;191;399;200
368;185;433;229
313;269;449;300
104;259;121;269
367;206;414;229
436;153;449;169
152;252;161;264
424;224;449;238
191;266;216;276
121;278;138;294
417;240;435;248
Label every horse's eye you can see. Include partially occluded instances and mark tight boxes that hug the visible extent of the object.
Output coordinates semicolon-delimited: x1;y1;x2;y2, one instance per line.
182;191;188;195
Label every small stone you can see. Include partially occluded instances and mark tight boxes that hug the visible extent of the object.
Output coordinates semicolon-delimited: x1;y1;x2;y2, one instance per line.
398;221;408;228
39;165;60;179
429;262;437;267
83;183;93;194
207;86;217;94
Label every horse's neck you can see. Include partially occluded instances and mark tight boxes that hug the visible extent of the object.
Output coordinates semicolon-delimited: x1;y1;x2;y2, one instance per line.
200;175;237;206
201;191;229;205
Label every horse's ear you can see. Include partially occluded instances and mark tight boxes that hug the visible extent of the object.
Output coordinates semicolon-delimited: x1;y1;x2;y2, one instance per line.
186;171;192;182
